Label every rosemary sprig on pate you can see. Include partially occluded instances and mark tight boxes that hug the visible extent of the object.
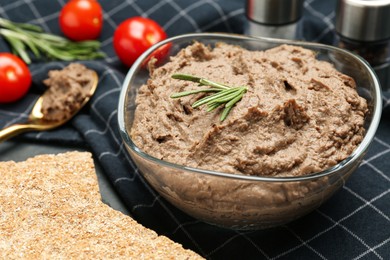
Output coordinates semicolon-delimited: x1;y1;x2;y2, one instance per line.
170;73;247;121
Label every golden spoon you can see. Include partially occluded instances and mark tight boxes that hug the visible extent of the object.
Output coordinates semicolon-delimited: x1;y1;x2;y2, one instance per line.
0;70;98;142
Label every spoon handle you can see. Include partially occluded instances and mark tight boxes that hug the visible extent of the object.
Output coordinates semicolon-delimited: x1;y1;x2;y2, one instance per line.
0;124;41;143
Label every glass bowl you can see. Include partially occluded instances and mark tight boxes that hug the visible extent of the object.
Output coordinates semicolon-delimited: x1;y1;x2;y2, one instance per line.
118;33;382;230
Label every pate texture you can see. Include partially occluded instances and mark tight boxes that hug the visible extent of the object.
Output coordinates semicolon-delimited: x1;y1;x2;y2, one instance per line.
130;42;368;177
41;63;95;121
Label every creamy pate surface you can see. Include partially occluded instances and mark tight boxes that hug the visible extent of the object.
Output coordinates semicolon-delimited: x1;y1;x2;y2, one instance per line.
41;63;95;122
131;42;368;177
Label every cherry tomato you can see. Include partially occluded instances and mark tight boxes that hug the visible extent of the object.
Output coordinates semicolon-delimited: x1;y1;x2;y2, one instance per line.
113;17;167;67
59;0;103;41
141;42;171;68
0;53;32;103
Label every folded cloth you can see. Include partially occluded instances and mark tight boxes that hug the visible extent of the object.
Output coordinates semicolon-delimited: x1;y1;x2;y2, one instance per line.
0;0;389;259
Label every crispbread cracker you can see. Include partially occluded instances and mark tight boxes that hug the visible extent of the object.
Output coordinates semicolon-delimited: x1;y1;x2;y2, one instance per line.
0;151;203;259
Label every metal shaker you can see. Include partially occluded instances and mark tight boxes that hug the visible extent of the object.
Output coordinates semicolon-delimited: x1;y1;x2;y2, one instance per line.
245;0;305;39
335;0;390;91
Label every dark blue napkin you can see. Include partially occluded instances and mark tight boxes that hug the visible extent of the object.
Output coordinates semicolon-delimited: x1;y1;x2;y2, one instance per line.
0;1;389;259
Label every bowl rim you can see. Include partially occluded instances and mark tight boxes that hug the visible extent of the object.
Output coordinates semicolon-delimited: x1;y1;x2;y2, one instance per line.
118;32;382;182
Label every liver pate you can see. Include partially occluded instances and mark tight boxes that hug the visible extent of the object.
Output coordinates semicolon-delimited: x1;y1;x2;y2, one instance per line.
41;63;95;121
130;42;368;177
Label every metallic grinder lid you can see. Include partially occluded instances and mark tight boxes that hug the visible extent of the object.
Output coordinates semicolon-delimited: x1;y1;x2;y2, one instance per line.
246;0;305;25
335;0;390;42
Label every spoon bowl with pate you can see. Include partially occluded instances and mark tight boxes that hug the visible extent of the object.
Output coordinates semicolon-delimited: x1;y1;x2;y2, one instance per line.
0;66;98;142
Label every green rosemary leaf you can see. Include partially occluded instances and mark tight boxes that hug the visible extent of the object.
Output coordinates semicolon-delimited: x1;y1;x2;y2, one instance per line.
16;22;43;32
29;31;68;43
210;87;243;104
0;28;29;41
171;74;202;82
0;18;43;32
207;102;223;112
220;106;233;121
23;38;40;58
72;40;102;48
225;89;246;108
6;35;31;64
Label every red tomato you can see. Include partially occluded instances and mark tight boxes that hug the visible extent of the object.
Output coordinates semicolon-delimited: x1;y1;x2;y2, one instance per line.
141;42;171;68
0;53;32;103
59;0;103;41
113;17;167;67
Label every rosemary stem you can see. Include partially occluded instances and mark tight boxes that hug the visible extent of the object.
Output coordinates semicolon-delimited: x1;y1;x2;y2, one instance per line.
171;88;220;98
199;78;230;90
172;73;229;90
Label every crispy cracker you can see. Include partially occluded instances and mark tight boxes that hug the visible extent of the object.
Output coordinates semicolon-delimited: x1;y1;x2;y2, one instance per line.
0;151;203;259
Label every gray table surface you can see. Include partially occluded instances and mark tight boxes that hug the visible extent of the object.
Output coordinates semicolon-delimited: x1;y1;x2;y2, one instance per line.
0;140;130;216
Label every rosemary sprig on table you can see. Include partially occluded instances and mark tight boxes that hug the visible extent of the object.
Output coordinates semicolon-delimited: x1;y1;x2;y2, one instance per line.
0;18;105;64
170;73;247;121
